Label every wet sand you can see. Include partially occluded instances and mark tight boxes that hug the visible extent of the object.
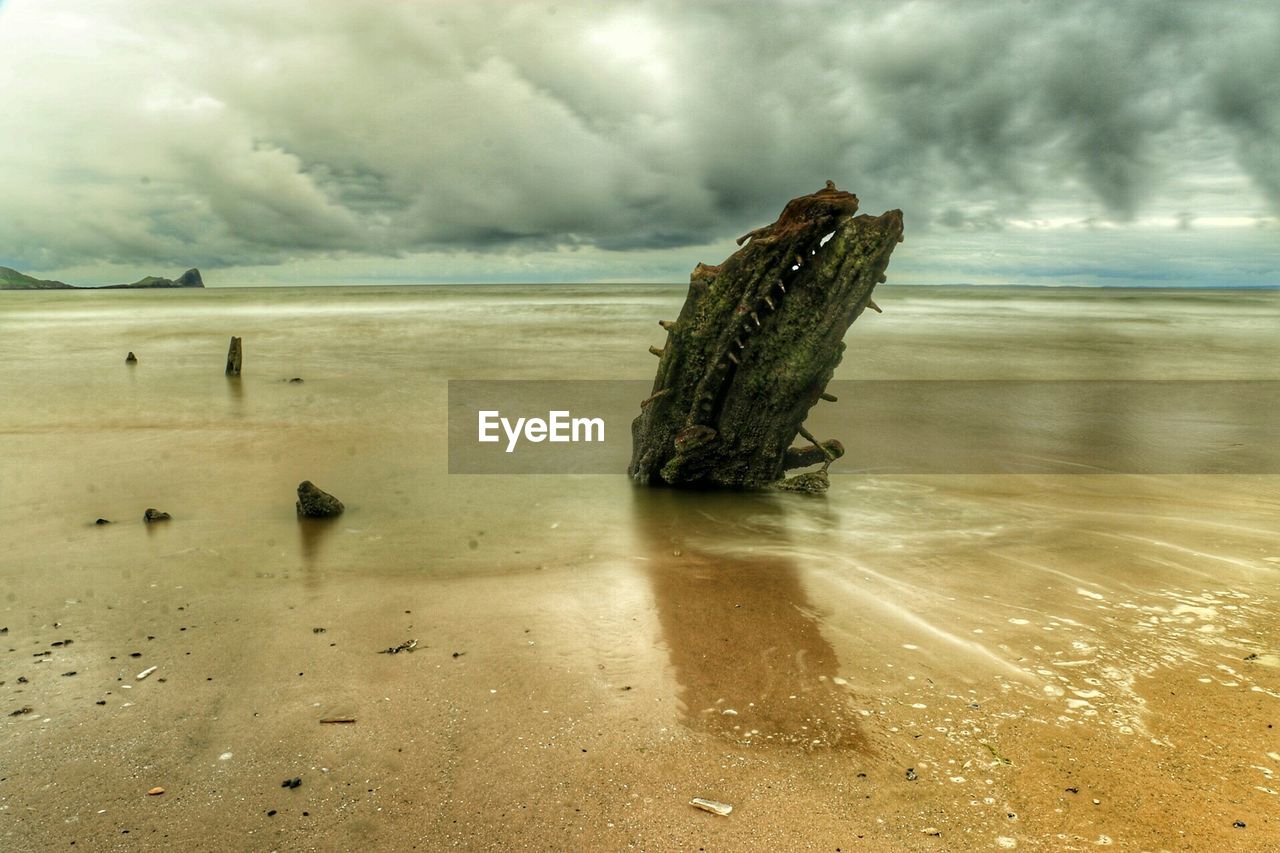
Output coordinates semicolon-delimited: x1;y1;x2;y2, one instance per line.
2;286;1278;850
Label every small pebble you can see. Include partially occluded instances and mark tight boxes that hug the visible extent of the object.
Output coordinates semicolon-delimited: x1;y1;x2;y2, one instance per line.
1234;821;1246;828
906;768;918;781
147;787;164;796
267;810;277;817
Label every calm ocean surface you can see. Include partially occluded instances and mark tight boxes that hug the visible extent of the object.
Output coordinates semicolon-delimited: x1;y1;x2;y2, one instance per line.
2;283;1277;579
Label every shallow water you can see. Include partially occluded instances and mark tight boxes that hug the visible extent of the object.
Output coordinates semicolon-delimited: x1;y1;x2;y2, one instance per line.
2;285;1278;850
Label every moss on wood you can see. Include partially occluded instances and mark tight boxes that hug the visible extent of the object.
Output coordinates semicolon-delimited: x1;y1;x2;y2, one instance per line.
628;182;904;490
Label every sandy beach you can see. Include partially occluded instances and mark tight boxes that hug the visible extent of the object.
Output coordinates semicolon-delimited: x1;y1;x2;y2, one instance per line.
2;285;1278;851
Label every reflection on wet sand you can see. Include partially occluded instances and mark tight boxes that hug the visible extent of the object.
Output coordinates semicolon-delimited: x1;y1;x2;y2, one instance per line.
631;487;867;751
298;515;340;570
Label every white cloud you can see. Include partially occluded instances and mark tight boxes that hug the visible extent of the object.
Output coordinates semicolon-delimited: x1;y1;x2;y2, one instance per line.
0;0;1276;285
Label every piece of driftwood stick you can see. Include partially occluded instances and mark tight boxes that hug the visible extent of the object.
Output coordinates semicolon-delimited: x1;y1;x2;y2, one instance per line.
225;336;242;376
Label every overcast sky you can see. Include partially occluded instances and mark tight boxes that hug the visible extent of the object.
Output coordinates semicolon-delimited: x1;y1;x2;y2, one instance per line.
1;0;1277;286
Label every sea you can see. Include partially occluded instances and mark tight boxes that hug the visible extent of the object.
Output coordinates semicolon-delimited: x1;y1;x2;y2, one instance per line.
2;284;1279;849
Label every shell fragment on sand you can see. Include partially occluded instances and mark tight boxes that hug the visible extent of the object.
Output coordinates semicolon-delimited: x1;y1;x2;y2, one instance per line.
379;639;417;654
136;666;158;680
690;797;733;816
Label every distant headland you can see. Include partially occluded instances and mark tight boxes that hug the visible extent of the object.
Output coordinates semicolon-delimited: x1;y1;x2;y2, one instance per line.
0;267;203;290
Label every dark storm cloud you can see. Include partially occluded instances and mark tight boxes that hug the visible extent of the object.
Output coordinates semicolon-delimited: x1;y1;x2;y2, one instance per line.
0;0;1276;277
1201;14;1280;213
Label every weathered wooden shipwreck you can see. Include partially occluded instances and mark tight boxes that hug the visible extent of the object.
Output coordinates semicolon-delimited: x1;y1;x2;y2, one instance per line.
628;182;904;492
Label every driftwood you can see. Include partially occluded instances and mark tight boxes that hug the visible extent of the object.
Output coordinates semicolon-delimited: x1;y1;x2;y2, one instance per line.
225;336;242;376
628;182;903;491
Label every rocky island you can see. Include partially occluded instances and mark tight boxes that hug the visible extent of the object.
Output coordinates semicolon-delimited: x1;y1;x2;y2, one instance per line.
0;266;203;290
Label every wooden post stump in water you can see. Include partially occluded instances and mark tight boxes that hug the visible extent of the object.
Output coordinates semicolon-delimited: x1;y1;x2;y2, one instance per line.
627;181;904;492
225;336;242;376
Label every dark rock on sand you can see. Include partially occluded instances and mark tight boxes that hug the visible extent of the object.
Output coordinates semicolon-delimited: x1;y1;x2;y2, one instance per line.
143;508;172;522
125;352;137;363
296;481;344;518
95;518;112;525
